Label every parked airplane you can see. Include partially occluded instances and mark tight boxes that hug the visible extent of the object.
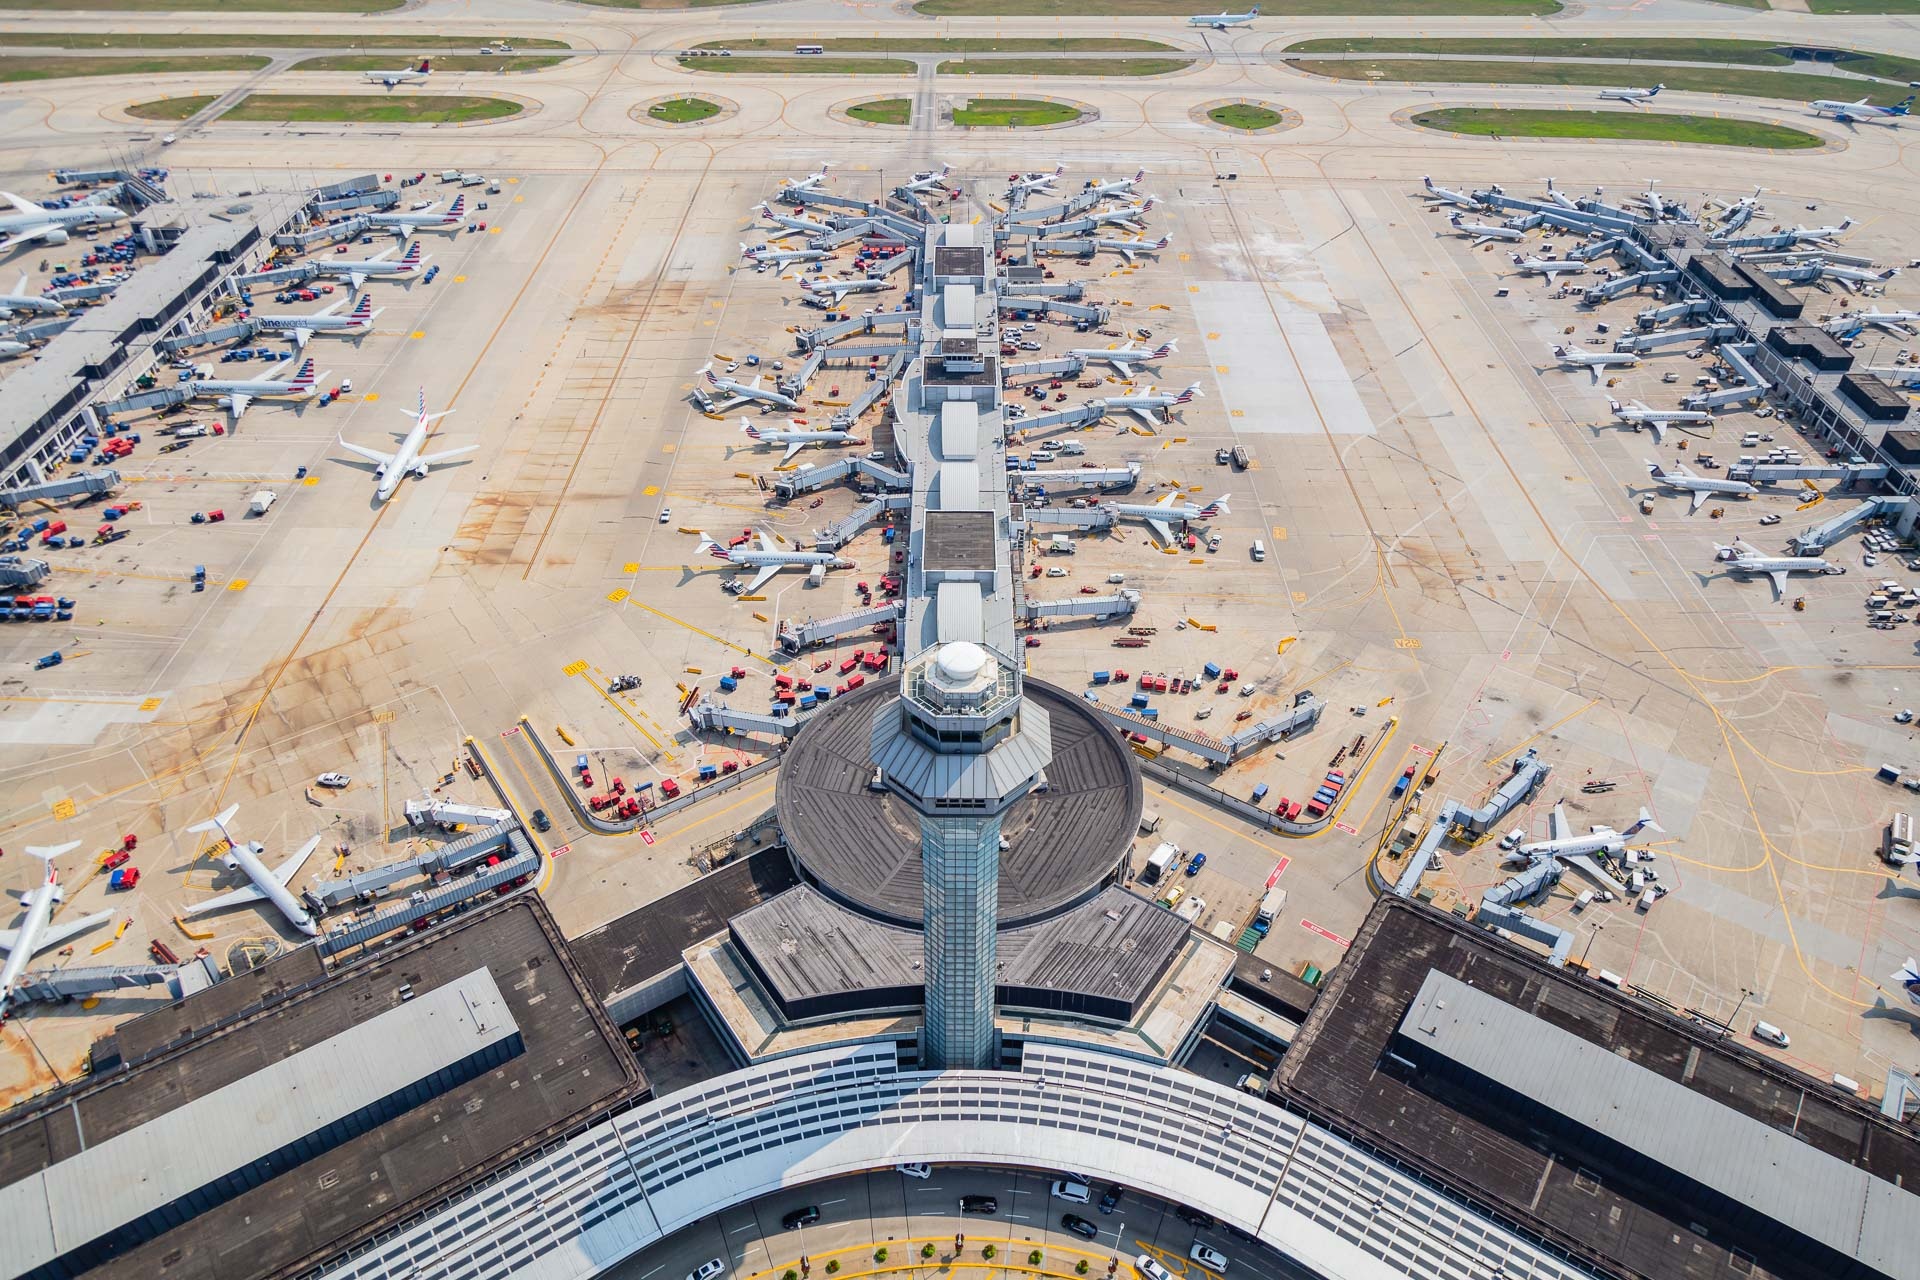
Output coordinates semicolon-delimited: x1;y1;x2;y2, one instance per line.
756;202;832;239
1504;802;1660;865
1448;212;1523;246
1895;957;1920;1007
1420;176;1477;209
1069;339;1174;379
1096;382;1202;428
741;243;828;269
0;334;28;359
0;272;64;316
1810;94;1914;123
1097;234;1170;264
364;57;431;87
1542;177;1582;211
700;362;802;413
1608;397;1711;445
1551;343;1638;383
183;805;321;937
184;355;325;420
1108;491;1229;544
797;274;888;302
1188;4;1259;28
1010;165;1065;198
254;293;382;349
1512;254;1588;282
696;529;850;593
1091;198;1156;231
779;164;832;196
1646;460;1757;514
1789;216;1858;246
337;388;472;503
368;194;466;236
314;239;430;290
1713;539;1844;599
903;164;952;194
1708;185;1764;234
1822;308;1920;338
1624;179;1685;222
0;843;109;1019
1597;84;1662;105
1086;169;1147;198
0;191;127;252
740;418;861;463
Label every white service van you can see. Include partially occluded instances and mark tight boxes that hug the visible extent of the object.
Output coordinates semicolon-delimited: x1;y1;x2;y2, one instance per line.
1250;540;1266;562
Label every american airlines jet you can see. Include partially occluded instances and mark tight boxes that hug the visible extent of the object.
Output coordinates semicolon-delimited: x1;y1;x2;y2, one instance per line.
779;164;832;196
741;243;828;269
1513;254;1588;282
1504;803;1660;865
797;274;889;303
740;419;861;463
1095;382;1202;428
697;529;850;594
1551;343;1639;383
368;194;466;236
0;271;65;316
1420;176;1478;209
252;293;382;349
0;191;127;252
1098;234;1170;264
337;388;473;503
364;58;431;88
1647;460;1757;514
1108;491;1228;545
902;164;952;194
1086;169;1147;198
1069;339;1173;379
0;843;109;1019
700;362;801;412
183;355;326;421
1447;212;1523;246
1010;165;1065;199
314;239;430;290
184;806;322;937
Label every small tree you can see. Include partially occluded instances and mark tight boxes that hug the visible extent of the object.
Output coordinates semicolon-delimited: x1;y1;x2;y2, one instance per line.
1028;1251;1044;1267
921;1243;936;1260
784;1271;799;1280
826;1262;840;1274
983;1246;998;1261
875;1248;889;1264
1077;1262;1090;1275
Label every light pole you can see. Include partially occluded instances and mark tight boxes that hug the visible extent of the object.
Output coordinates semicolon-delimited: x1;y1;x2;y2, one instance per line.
1580;921;1604;967
1726;987;1756;1039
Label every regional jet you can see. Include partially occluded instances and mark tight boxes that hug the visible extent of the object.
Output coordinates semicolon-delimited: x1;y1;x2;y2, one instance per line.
1504;803;1660;865
0;272;64;316
1810;94;1913;124
1646;460;1757;514
903;164;952;194
1597;84;1662;105
368;195;466;237
0;333;28;359
1091;198;1156;231
183;805;321;937
253;293;382;350
696;530;850;594
0;843;109;1019
1069;339;1174;379
779;164;832;197
1512;253;1588;282
700;362;802;413
1542;178;1582;211
1010;165;1066;199
741;243;828;270
364;58;431;87
1551;343;1638;383
1188;5;1258;28
1709;186;1764;234
1713;539;1845;599
1789;216;1858;246
1420;176;1477;209
337;388;472;503
0;191;127;252
1448;212;1523;246
313;239;430;290
1086;169;1148;198
1098;234;1170;264
797;274;888;302
1096;382;1202;428
1822;308;1920;339
740;418;861;463
183;355;325;421
1108;491;1229;545
1607;397;1711;445
756;202;833;239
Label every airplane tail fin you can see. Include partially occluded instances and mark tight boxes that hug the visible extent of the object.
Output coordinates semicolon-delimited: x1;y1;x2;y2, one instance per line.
1608;397;1622;414
187;803;241;836
1176;382;1202;403
1627;807;1662;835
1649;84;1662;95
402;241;423;263
1201;494;1230;517
417;58;431;73
740;419;761;439
349;294;375;321
1897;95;1916;114
289;358;318;389
446;195;465;218
1152;341;1174;359
24;841;81;863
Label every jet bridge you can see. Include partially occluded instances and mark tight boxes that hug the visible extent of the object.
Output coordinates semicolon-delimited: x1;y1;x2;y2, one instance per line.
794;312;916;352
0;556;51;588
814;493;910;550
776;600;904;653
1392;803;1458;898
998;280;1085;299
1088;693;1323;766
1221;696;1325;754
786;189;875;216
772;455;909;499
1611;322;1736;354
1020;462;1140;490
1021;505;1118;533
1729;462;1886;487
158;319;255;354
999;297;1109;325
1003;357;1087;380
833;350;910;429
1714;231;1800;252
0;468;121;511
1582;269;1678;304
236;263;321;288
689;697;804;739
1475;864;1575;966
1031;240;1099;258
1679;341;1768;411
1789;495;1919;554
12;955;224;1009
11;316;74;345
1007;402;1105;438
313;189;398;215
1635;298;1712;328
810;220;899;251
1451;748;1550;836
876;249;919;278
47;280;123;304
1024;590;1139;622
96;387;189;416
403;797;514;829
270;216;368;249
310;819;519;909
779;341;912;398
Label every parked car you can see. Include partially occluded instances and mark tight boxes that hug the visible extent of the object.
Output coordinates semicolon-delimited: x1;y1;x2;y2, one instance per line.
316;772;351;788
781;1206;821;1230
1189;1245;1228;1275
1060;1214;1098;1240
959;1195;998;1215
896;1163;932;1179
687;1261;725;1280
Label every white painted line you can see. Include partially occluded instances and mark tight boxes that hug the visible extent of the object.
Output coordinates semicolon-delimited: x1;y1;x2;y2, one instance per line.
822;1198;847;1206
641;1267;665;1279
1009;1214;1031;1221
731;1224;758;1235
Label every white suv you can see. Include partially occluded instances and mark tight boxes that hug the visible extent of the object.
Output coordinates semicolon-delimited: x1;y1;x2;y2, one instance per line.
1050;1178;1091;1204
1189;1244;1228;1275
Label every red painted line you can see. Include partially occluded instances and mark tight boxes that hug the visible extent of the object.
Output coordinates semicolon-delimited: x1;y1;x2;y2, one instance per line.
549;843;572;859
501;726;521;737
1299;919;1351;948
1265;856;1291;888
641;829;657;846
1333;821;1358;836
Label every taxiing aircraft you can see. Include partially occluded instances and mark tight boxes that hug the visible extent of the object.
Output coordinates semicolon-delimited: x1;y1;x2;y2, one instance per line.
1097;234;1170;264
1188;4;1259;28
364;58;431;87
1009;165;1065;199
0;191;127;252
696;530;850;594
0;272;64;316
797;274;888;302
1096;382;1202;428
1810;94;1914;124
1109;491;1229;545
183;355;325;421
1894;957;1920;1007
368;194;466;236
1822;308;1920;339
903;164;952;195
1597;84;1662;105
184;806;321;937
337;387;472;503
1505;803;1660;865
1068;338;1174;379
1448;212;1523;246
700;362;802;413
254;293;381;350
740;418;861;463
1713;539;1844;599
314;239;430;290
1646;460;1757;514
1551;343;1638;383
756;202;832;239
1607;397;1711;445
0;843;109;1019
1512;253;1588;282
1420;176;1478;209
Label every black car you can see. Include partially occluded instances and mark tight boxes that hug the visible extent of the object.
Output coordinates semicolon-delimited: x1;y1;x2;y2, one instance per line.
1174;1205;1217;1230
1098;1185;1123;1215
781;1206;821;1231
1060;1214;1097;1241
959;1195;998;1215
531;808;551;833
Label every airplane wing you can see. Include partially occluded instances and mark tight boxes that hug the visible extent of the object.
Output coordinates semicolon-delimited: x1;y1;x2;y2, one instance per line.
228;392;253;420
1548;803;1570;843
745;563;782;594
344;270;370;291
414;445;476;469
1147;517;1173;545
0;227;49;254
183;882;269;918
1586;364;1601;385
1110;360;1135;378
756;531;777;553
1116;246;1137;264
33;909;112;955
289;327;314;350
1767;569;1788;601
714;393;749;413
338;438;398;467
274;834;322;886
1644;421;1666;446
1688;488;1708;514
1129;406;1160;428
781;440;806;463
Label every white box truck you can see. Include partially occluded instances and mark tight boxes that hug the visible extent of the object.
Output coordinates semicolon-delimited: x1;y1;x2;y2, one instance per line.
248;489;277;516
1253;887;1287;933
1141;841;1179;884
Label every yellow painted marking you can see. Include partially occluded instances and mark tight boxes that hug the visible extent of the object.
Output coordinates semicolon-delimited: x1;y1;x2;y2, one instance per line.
737;594;767;602
662;443;676;454
51;798;75;821
643;485;660;496
139;697;163;712
1178;253;1191;262
302;476;319;486
607;588;630;603
1291;591;1307;603
513;194;525;202
452;275;466;283
489;227;502;235
711;300;724;309
410;330;426;340
1394;637;1422;649
1188;285;1200;293
1231;409;1245;418
1273;526;1287;540
364;392;380;402
562;659;590;676
507;177;519;184
1215;365;1229;374
623;562;640;573
1207;332;1220;340
227;578;248;591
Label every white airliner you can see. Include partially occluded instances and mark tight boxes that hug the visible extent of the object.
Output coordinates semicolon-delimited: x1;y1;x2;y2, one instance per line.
1009;165;1065;198
184;806;322;937
740;418;861;463
1109;491;1228;545
0;843;109;1019
1597;83;1662;105
337;388;473;502
313;239;430;290
1068;339;1173;379
1188;4;1258;28
368;194;466;236
1420;176;1477;209
1709;185;1764;233
1542;177;1582;211
1894;958;1920;1007
798;274;888;302
1629;179;1682;221
741;243;828;269
1810;93;1913;124
1822;308;1920;338
1448;212;1523;246
0;191;127;252
701;362;802;413
1096;382;1202;428
1551;343;1639;383
0;333;29;359
1714;539;1844;599
756;202;832;239
1608;397;1710;445
1789;216;1857;246
1098;234;1170;264
697;530;850;594
1086;169;1147;198
1504;802;1660;865
184;355;326;421
253;293;381;350
779;164;832;195
1646;460;1757;514
1091;198;1156;231
364;57;431;87
1512;254;1588;282
0;271;65;316
903;164;952;194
